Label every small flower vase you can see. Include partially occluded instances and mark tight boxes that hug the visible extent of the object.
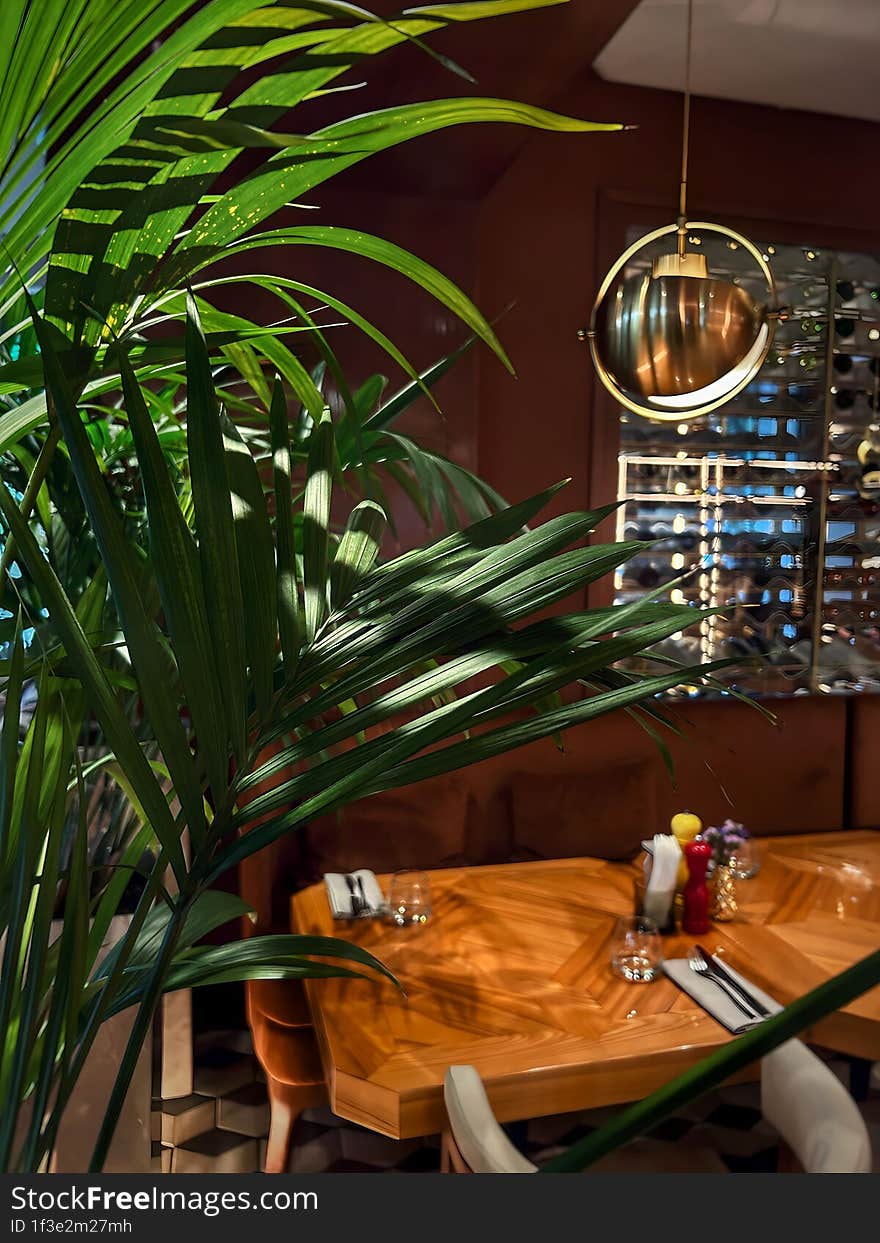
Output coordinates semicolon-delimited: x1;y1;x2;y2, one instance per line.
710;862;738;922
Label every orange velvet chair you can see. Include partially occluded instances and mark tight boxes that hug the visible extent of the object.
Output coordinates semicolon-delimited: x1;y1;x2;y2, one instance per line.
244;977;325;1173
237;757;328;1175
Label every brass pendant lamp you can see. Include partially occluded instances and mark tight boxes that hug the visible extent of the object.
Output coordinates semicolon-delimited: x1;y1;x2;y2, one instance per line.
584;0;780;422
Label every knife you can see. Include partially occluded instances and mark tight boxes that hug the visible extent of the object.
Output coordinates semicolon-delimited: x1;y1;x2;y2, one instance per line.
344;874;361;916
356;874;370;915
696;945;771;1017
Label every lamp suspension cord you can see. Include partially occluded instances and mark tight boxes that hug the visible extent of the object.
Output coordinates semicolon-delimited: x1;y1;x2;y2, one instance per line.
677;0;694;256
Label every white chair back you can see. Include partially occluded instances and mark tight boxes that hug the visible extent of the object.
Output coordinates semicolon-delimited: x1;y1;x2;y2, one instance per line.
443;1066;537;1173
761;1040;872;1173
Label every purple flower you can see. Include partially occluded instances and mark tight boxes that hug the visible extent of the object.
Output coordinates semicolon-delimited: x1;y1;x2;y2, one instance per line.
700;819;749;864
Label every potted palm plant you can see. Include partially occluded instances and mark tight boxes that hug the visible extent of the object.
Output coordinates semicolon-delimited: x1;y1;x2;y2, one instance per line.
1;0;629;1171
2;0;878;1177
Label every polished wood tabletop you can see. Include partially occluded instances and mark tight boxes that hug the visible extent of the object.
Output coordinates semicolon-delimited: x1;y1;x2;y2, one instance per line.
291;831;880;1138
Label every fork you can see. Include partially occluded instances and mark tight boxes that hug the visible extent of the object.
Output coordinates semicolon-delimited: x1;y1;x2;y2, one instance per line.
689;954;756;1020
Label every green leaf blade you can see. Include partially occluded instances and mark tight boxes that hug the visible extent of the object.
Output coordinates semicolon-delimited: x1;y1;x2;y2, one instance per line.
331;499;387;610
270;376;302;679
302;408;335;643
185;291;248;762
221;412;277;720
117;349;230;810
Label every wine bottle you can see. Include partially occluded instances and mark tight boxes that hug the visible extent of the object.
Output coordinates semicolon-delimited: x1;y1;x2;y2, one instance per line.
826;602;880;622
835;317;856;339
833;353;854;374
825;568;879;588
786;382;814;406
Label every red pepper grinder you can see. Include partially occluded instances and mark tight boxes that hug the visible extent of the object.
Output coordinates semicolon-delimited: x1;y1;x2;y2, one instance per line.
682;838;713;935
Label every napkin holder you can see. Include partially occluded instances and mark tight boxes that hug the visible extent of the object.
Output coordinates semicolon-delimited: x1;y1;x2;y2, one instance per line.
634;875;677;935
635;836;681;935
324;869;388;920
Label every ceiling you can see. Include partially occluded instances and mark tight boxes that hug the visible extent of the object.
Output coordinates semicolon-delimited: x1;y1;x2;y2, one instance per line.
594;0;880;124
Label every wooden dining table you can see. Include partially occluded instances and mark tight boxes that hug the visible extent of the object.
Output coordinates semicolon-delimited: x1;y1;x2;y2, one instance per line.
290;830;880;1139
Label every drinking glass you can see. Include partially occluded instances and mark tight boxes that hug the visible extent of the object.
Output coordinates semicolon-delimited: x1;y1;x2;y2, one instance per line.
610;915;662;983
387;871;432;927
729;838;759;879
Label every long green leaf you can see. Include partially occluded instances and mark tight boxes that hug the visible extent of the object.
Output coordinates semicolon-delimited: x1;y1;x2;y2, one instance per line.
345;480;573;608
270;375;301;679
206;225;518;372
94;890;256;984
36;3;577;346
7;688;74;1170
172;100;620;342
118;348;229;810
185;290;248;762
0;669;52;1165
184;272;451;417
302;407;335;642
363;334;480;433
285;524;631;717
221;412;277;720
18;743;88;1171
330;499;386;609
0;617;24;861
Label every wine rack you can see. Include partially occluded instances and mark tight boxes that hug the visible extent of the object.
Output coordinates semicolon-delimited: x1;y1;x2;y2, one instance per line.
611;234;880;698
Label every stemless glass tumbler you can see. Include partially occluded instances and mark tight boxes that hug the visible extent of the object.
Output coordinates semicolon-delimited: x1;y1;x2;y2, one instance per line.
610;915;662;983
387;871;433;927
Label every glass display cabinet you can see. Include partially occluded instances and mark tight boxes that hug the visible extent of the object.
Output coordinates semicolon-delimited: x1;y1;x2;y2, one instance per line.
612;233;880;698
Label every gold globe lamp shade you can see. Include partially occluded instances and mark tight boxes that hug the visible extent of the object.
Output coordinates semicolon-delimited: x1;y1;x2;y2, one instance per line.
586;221;778;422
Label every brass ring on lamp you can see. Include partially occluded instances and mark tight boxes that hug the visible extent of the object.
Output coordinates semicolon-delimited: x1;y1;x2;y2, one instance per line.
586;220;779;422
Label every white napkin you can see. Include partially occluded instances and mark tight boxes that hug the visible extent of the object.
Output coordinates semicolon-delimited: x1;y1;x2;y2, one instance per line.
642;834;681;928
324;869;387;919
664;957;783;1034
